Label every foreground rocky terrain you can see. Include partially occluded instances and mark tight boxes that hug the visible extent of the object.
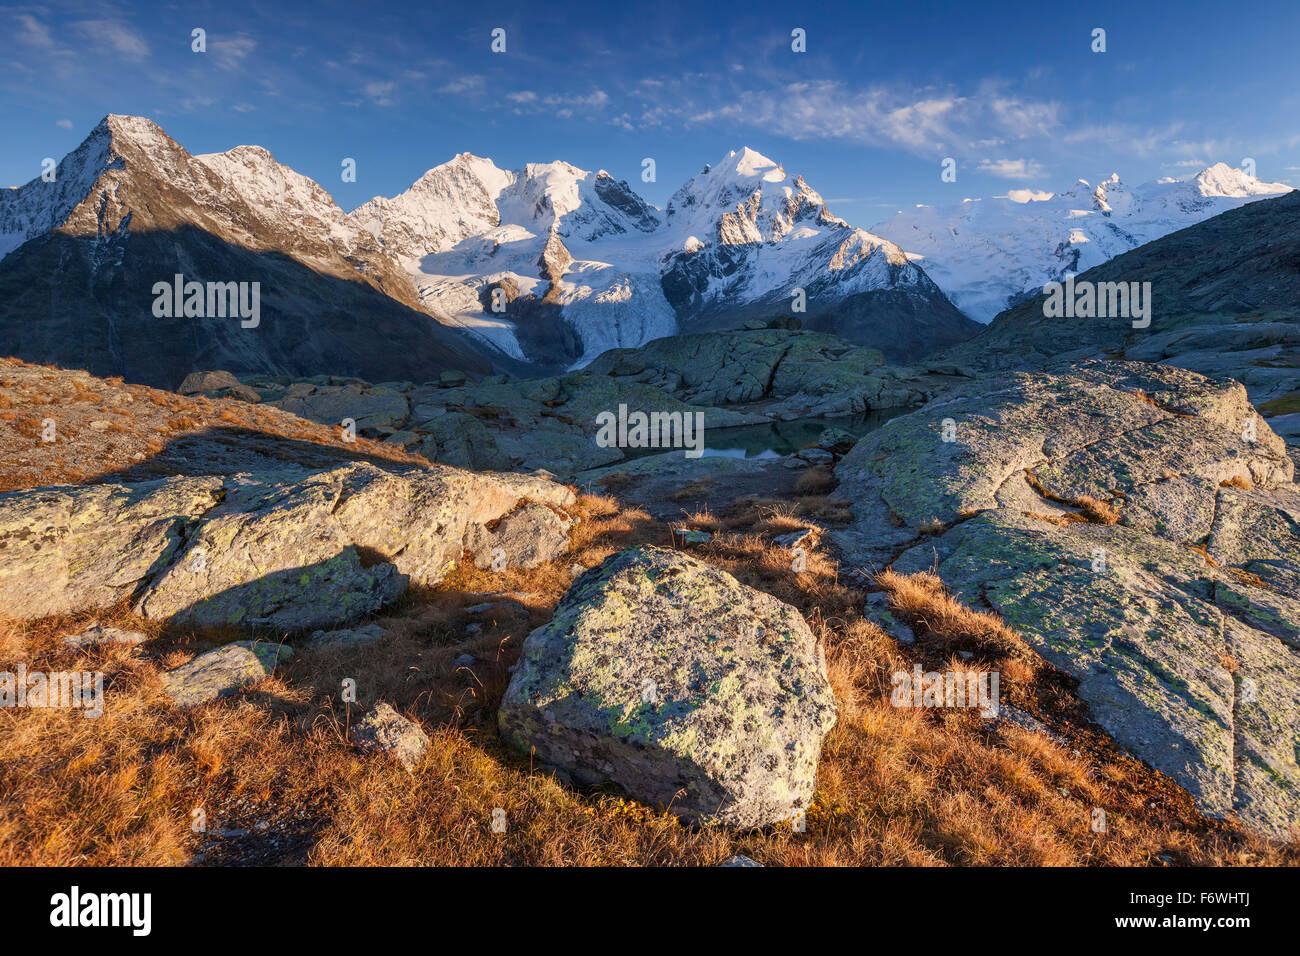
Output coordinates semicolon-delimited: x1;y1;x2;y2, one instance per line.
2;320;1297;860
178;328;967;479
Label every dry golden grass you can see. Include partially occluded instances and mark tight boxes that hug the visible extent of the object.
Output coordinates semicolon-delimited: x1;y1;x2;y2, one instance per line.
1073;495;1120;524
0;358;431;492
793;466;836;495
1025;470;1121;524
1;486;1294;867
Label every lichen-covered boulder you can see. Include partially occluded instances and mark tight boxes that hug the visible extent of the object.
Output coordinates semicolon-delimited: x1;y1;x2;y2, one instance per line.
1;461;575;631
0;476;225;619
499;546;837;828
133;462;574;630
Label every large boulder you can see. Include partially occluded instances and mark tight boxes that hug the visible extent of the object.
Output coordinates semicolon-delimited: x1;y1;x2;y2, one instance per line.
0;461;575;630
833;361;1300;838
177;370;262;403
499;546;837;828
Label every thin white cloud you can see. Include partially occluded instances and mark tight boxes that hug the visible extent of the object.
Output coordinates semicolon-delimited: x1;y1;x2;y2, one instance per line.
56;118;73;129
685;79;1060;154
363;80;395;105
438;75;485;94
71;19;149;61
976;158;1045;180
210;33;257;71
14;13;54;49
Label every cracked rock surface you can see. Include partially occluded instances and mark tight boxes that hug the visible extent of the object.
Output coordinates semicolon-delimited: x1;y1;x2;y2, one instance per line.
0;461;575;630
834;361;1300;837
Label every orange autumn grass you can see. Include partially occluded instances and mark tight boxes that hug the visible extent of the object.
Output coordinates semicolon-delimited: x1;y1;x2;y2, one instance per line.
0;490;1293;866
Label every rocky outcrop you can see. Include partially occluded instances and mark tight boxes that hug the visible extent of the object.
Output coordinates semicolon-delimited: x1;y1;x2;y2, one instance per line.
244;360;770;478
0;461;576;630
833;361;1300;837
223;330;954;480
584;328;932;417
499;546;837;828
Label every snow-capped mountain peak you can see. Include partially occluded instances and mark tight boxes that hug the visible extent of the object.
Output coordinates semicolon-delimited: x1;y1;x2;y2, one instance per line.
1190;161;1283;197
1;115;974;377
664;146;841;246
349;153;511;260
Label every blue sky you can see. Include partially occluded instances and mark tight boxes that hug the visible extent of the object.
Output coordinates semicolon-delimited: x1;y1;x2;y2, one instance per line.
3;0;1299;223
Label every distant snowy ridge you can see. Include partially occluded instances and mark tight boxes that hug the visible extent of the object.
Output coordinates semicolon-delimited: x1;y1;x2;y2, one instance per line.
873;163;1293;323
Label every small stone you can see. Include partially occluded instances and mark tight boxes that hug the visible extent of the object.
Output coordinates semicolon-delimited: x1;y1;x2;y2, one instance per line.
719;854;763;867
63;625;148;650
306;623;386;652
773;529;818;549
162;641;292;707
795;448;834;465
675;528;712;544
452;653;476;669
349;702;430;771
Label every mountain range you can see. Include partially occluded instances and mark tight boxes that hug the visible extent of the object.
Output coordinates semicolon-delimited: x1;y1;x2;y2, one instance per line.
1;114;1291;390
874;164;1292;323
0;116;975;387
